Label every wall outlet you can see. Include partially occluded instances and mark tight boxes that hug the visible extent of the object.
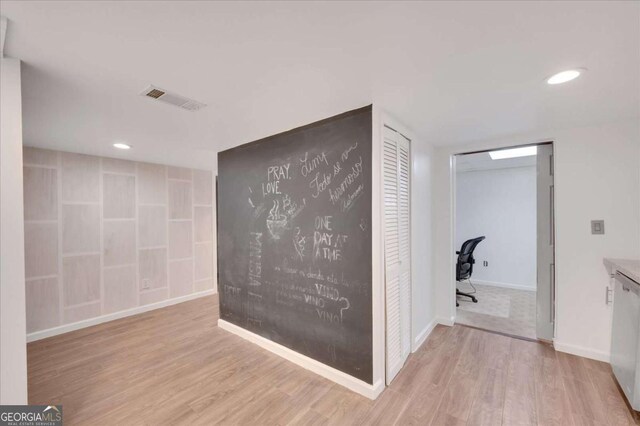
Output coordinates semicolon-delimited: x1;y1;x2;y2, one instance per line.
142;279;151;290
483;260;488;267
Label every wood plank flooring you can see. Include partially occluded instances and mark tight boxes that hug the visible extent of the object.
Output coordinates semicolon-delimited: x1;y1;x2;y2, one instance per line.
27;295;638;425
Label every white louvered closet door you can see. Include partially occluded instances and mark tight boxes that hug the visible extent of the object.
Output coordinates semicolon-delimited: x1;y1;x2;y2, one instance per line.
384;126;411;384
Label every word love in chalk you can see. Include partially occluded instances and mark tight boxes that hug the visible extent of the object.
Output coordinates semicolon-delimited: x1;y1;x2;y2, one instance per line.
262;180;281;196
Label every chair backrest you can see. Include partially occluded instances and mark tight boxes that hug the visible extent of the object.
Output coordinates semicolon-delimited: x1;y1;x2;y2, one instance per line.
456;236;486;281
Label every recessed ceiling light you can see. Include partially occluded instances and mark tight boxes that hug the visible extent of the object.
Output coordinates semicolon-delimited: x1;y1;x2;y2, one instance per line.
547;69;585;85
113;143;131;150
489;146;537;160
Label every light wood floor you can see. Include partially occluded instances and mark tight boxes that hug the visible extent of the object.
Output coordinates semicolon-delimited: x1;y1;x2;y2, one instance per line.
28;295;637;425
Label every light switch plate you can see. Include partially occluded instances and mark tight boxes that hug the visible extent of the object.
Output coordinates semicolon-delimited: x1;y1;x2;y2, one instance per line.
591;220;605;235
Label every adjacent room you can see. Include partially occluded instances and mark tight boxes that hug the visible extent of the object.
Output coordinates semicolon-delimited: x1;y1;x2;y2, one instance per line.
454;146;540;339
1;1;639;425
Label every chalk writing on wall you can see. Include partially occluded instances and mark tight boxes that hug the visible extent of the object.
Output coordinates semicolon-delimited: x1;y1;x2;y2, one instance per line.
217;106;372;383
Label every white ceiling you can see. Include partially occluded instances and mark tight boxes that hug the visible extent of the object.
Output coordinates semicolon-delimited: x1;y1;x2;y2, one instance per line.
2;1;639;170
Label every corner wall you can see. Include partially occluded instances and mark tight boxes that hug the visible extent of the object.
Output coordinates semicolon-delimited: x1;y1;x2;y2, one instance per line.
434;119;640;360
217;106;379;398
0;57;28;404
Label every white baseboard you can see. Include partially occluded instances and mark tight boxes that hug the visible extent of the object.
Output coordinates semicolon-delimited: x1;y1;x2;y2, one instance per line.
553;340;610;363
436;315;455;327
412;318;437;352
469;279;536;292
27;290;216;343
217;319;384;400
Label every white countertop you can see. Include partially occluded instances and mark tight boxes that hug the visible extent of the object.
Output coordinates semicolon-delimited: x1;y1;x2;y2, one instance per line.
604;258;640;284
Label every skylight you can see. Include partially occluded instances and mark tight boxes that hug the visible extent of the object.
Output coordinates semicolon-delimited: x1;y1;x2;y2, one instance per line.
489;146;537;160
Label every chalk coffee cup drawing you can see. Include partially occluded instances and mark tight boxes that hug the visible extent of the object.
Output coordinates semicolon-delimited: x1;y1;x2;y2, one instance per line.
266;199;288;240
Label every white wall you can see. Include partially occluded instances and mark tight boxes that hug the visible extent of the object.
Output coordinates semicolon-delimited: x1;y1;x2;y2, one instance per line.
23;147;216;341
435;119;640;361
410;129;436;349
455;166;537;290
0;57;28;404
553;121;639;360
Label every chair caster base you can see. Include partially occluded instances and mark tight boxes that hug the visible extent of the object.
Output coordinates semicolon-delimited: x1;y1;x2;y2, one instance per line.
456;289;478;305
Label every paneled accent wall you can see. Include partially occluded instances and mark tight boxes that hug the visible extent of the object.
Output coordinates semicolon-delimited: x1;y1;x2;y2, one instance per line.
23;147;215;334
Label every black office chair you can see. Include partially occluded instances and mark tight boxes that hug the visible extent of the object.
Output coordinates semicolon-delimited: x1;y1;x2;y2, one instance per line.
456;236;485;307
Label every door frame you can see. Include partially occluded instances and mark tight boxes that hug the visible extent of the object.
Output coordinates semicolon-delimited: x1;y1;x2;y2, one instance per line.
450;141;556;341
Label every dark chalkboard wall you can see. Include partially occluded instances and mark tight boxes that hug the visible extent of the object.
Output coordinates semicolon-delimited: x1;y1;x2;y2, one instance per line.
217;106;373;383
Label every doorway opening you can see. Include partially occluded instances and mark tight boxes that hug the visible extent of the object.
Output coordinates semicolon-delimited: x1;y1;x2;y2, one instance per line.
452;142;555;341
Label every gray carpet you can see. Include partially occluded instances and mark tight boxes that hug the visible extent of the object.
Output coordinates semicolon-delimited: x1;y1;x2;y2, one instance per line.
456;282;536;339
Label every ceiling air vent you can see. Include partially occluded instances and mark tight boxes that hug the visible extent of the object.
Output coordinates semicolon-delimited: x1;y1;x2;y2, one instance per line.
140;85;206;112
